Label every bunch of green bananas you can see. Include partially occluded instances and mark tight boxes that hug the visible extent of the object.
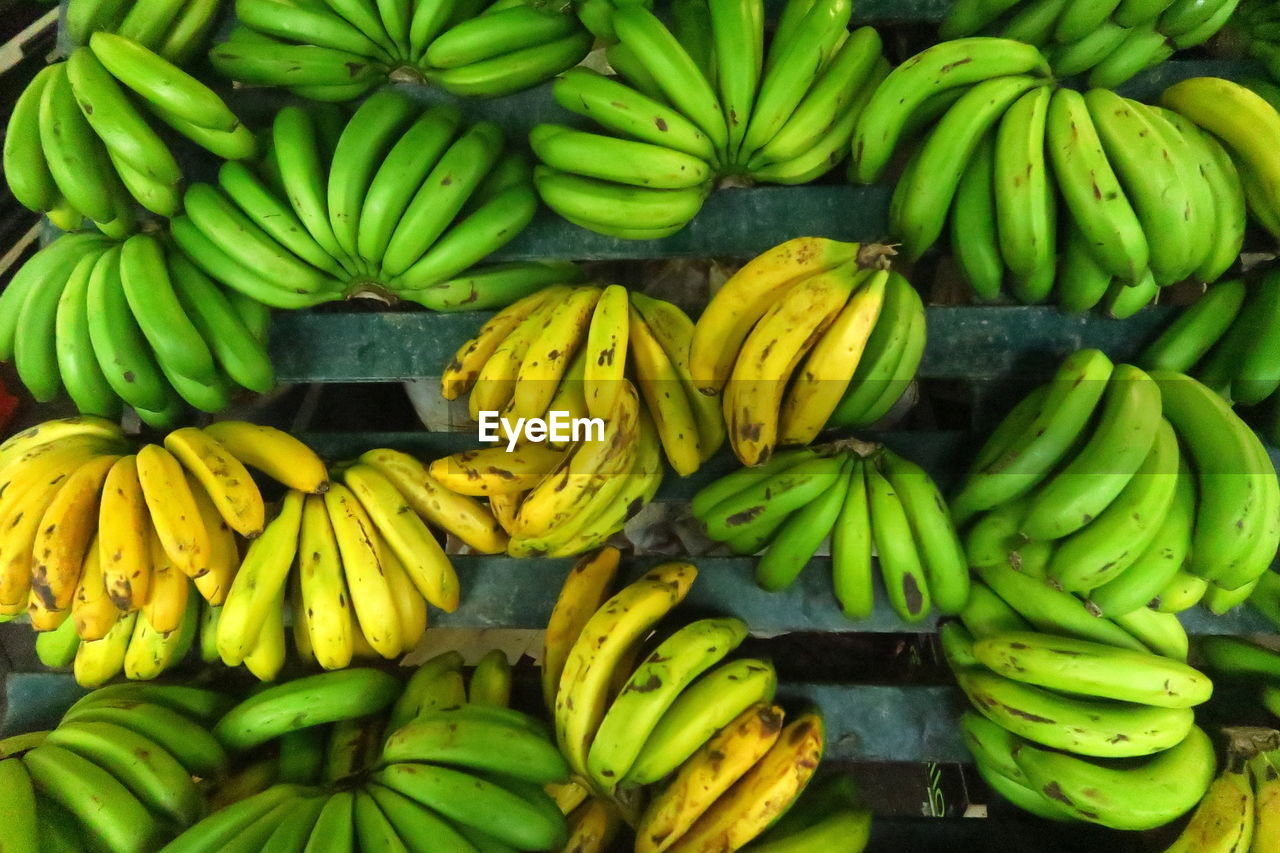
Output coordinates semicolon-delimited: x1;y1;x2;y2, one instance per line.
0;681;236;852
0;233;272;424
1142;275;1280;439
692;445;968;623
442;282;721;476
853;39;1250;315
946;619;1217;830
530;0;888;238
688;237;921;466
66;0;224;64
161;661;571;852
4;35;254;231
209;0;590;101
171;90;554;310
542;553;839;852
952;349;1280;619
941;0;1239;86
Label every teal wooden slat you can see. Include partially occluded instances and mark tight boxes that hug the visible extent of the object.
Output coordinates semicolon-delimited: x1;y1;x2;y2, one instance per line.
268;305;1174;383
0;673;84;736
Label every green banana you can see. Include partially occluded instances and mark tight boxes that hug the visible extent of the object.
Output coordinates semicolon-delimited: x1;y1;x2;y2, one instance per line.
950;133;1003;302
866;458;932;622
0;758;38;853
381;705;569;784
995;85;1056;301
367;783;478;853
756;455;852;591
881;449;969;614
1140;279;1244;372
55;249;122;417
832;458;875;621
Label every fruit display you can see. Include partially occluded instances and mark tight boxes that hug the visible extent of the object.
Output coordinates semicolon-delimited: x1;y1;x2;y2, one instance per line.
171;90;554;310
853;39;1255;314
692;445;968;623
946;621;1217;830
210;0;591;101
951;350;1280;615
941;0;1238;86
530;1;888;237
4;35;254;230
542;550;844;852
0;233;273;425
65;0;225;62
688;237;921;464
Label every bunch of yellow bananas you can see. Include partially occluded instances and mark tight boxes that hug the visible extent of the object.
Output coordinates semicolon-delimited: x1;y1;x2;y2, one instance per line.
541;549;838;852
688;237;921;467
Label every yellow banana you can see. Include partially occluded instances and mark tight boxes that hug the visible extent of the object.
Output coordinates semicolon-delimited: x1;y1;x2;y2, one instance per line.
340;464;459;612
779;268;888;446
547;346;591;450
186;472;239;606
242;583;286;681
359;448;507;554
489;491;523;534
1252;750;1280;853
142;527;190;635
289;571;314;667
470;296;566;420
73;611;136;688
428;444;564;496
584;284;631;420
324;482;401;659
299;493;353;671
72;537;121;642
97;455;152;611
630;304;701;476
511;285;601;421
136;444;210;579
542;547;622;712
164;427;265;537
442;286;568;401
635;704;786;853
0;417;122;478
29;454;120;630
563;798;622;853
202;421;330;494
380;532;428;656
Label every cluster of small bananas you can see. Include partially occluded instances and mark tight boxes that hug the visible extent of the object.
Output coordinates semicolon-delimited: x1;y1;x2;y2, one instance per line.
1143;274;1280;441
532;0;887;237
210;0;591;101
954;350;1280;619
1229;0;1280;85
4;34;252;233
172;90;552;310
543;551;850;852
941;0;1238;87
687;237;922;466
852;39;1263;315
0;234;272;426
64;0;224;61
693;445;967;623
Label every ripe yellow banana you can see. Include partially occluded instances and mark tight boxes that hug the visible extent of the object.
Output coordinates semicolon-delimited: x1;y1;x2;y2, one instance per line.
164;427;265;537
630;304;702;476
186;472;239;606
298;493;353;671
542;547;622;712
584;284;631;420
511;285;601;421
547;347;591;450
142;527;190;635
380;532;427;656
779;268;888;446
202;421;330;494
97;455;152;611
72;537;121;642
324;483;401;660
242;582;286;682
489;491;523;534
428;444;564;496
0;417;121;477
1252;749;1280;853
470;296;565;419
136;444;210;579
442;286;567;401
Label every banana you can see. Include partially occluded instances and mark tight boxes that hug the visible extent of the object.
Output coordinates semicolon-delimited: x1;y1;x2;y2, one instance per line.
39;63;120;224
73;611;136;688
510;285;600;421
993;85;1056;299
627;657;777;786
551;68;718;163
630;304;703;474
1233;272;1280;405
881;448;969;614
555;562;697;780
340;462;461;610
635;703;784;853
162;784;309;852
23;744;161;853
534;166;709;235
126;592;195;680
295;494;352;670
54;248;122;418
700;451;846;545
424;29;591;98
240;575;286;682
270;105;353;271
1012;726;1216;830
162;428;264;538
5;65;60;213
368;783;478;853
747;775;872;851
408;259;580;314
35;615;81;667
83;246;172;412
133;443;210;580
429;444;563;496
1087;462;1195;617
1088;23;1174;89
1251;749;1280;853
576;284;629;420
91;31;238;131
531;125;713;190
852;38;1050;182
1164;757;1255;852
66;700;227;779
754;453;852;591
951;349;1114;519
0;757;38;852
383;704;567;783
167;253;274;394
865;456;932;622
262;794;327;852
588;617;747;792
352;788;407;853
1142;279;1244;372
1156;569;1209;613
665;711;823;853
376;762;566;850
321;483;400;659
216;490;303;666
73;537;120;640
157;0;225;64
202;422;329;494
960;579;1032;639
542;547;621;712
950;133;1003;301
142;525;189;634
829;457;874;620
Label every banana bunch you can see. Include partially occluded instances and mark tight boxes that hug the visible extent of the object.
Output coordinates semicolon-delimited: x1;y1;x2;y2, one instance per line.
851;39;1247;315
1203;637;1280;728
66;0;224;63
171;90;556;311
1141;275;1280;442
4;35;254;230
0;233;274;425
952;350;1280;618
1159;739;1280;853
544;552;832;852
0;681;235;852
946;621;1217;830
1160;76;1280;244
0;419;330;680
693;445;968;622
159;661;571;852
687;237;920;466
941;0;1239;87
531;0;888;237
209;0;590;101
